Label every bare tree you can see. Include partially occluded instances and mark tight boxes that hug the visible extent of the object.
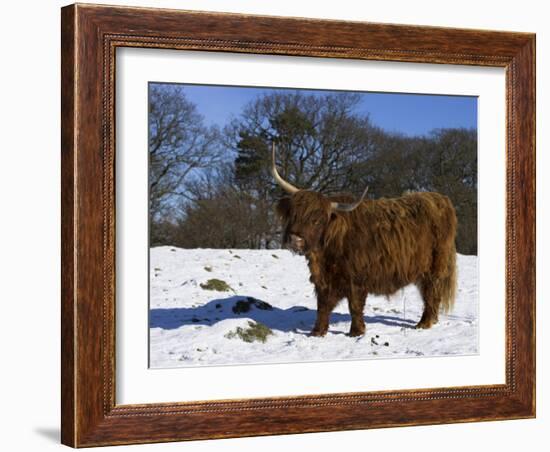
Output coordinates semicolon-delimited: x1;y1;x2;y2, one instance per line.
226;91;380;195
426;128;477;254
204;91;381;248
171;163;275;249
149;84;224;226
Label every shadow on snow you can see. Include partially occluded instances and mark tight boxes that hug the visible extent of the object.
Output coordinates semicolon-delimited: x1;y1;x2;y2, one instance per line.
149;295;416;334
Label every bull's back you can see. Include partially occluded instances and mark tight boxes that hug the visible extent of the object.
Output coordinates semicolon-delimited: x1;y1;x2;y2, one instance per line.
345;192;456;295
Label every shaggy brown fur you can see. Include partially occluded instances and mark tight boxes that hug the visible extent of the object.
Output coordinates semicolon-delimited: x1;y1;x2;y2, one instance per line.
276;190;457;336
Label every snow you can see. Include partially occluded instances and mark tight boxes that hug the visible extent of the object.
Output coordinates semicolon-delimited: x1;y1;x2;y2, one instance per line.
149;247;478;368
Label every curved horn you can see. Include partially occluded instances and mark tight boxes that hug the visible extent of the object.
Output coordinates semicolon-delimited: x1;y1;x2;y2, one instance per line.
271;143;299;195
330;186;369;212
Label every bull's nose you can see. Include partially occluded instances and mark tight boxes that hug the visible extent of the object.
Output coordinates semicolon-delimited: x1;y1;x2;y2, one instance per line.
290;234;303;244
289;234;304;251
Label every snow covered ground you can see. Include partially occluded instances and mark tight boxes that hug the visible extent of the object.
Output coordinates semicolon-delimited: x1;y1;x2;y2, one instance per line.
149;247;478;368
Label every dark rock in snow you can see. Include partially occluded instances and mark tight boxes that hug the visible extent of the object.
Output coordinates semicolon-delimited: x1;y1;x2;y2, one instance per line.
232;297;273;314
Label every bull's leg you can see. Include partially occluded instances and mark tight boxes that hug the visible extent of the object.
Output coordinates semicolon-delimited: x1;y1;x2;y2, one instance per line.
347;286;367;337
311;291;339;337
416;277;441;329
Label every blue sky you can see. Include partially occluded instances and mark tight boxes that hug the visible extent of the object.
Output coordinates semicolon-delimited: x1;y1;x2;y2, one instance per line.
155;83;477;137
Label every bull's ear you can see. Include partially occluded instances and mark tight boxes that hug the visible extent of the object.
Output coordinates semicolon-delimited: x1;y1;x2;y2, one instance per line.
275;197;291;220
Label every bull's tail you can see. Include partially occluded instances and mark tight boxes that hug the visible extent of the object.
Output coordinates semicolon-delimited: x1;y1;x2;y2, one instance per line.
437;243;457;313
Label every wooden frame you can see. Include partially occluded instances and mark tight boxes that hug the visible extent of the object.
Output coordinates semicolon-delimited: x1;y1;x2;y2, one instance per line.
61;3;535;447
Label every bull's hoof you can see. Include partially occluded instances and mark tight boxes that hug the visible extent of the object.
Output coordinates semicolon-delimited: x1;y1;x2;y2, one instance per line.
415;318;437;329
310;328;328;337
349;327;366;337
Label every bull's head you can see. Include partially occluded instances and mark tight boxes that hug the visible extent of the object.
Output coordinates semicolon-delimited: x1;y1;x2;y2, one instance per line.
271;144;369;255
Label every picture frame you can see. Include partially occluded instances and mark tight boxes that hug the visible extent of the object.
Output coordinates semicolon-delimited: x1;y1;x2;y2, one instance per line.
61;3;535;447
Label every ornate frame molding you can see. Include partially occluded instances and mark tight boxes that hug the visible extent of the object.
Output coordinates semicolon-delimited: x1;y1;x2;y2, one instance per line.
61;4;535;447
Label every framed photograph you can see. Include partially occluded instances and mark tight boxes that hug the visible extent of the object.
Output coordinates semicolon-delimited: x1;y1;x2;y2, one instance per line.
61;3;535;447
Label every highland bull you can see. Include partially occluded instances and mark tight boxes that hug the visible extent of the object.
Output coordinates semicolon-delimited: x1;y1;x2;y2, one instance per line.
271;144;457;337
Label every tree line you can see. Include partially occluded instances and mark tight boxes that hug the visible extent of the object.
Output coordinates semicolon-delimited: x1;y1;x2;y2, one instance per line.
149;84;477;255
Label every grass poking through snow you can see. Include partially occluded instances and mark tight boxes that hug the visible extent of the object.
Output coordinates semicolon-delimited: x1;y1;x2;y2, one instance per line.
225;321;274;343
200;278;233;292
